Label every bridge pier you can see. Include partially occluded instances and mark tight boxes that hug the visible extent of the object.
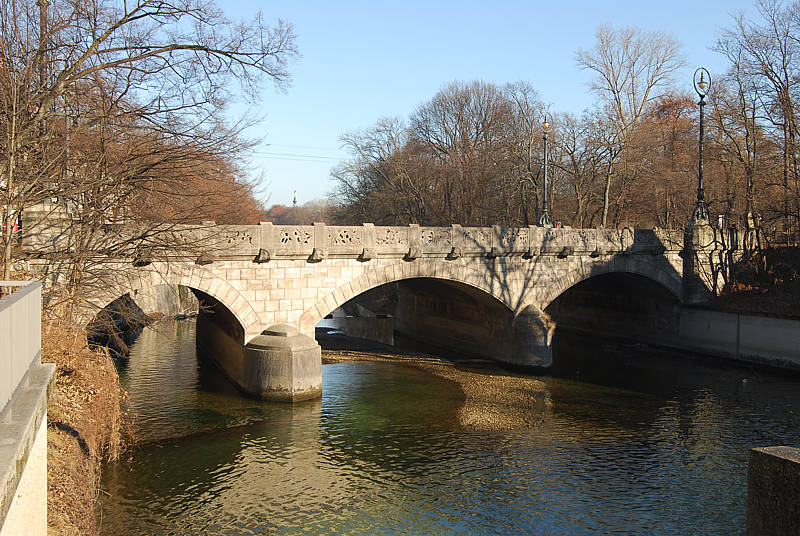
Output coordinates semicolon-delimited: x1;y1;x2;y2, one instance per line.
194;291;321;402
511;305;554;369
243;325;322;402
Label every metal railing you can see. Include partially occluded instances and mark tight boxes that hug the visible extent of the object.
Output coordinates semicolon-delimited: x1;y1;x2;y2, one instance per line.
0;281;42;420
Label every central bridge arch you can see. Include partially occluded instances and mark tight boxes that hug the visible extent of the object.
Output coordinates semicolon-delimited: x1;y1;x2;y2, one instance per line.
298;259;522;335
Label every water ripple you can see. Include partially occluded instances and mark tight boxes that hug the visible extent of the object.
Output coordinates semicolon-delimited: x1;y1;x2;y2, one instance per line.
99;323;800;535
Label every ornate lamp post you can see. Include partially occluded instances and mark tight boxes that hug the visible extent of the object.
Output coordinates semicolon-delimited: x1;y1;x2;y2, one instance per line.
537;114;553;227
692;67;711;225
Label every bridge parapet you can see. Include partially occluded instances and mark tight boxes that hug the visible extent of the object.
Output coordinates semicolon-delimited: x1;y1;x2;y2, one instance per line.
145;223;684;263
22;218;686;263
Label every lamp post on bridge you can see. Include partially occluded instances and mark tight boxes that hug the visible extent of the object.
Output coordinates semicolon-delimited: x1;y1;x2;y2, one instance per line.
537;114;554;227
691;67;711;226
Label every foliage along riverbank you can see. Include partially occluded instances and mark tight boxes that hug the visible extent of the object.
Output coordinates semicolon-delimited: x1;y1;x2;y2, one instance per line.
41;321;130;536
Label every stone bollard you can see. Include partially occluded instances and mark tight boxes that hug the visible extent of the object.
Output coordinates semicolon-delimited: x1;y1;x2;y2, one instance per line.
747;446;800;535
243;324;322;402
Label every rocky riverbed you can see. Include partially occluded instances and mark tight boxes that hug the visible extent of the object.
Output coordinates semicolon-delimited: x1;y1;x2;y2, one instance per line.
320;334;551;430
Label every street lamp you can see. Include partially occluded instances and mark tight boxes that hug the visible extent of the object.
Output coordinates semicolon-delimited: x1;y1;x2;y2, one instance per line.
692;67;711;225
537;114;554;227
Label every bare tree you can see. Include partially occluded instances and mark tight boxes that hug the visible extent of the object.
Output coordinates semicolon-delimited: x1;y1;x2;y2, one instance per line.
0;1;296;319
716;0;800;243
576;24;685;226
0;0;297;285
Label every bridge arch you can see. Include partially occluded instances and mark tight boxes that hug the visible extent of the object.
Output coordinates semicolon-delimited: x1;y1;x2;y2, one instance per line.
299;259;518;334
535;255;682;311
86;262;262;340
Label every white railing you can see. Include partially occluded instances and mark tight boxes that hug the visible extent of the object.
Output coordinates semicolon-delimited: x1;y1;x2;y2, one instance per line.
0;281;42;420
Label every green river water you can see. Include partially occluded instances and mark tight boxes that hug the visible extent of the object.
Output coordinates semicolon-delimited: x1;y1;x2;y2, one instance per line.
98;320;800;535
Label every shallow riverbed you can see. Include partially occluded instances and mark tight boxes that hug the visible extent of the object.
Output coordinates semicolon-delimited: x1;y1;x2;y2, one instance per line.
98;321;800;535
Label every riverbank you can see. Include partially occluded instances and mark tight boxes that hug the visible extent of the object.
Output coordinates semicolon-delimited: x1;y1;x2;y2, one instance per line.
41;322;128;536
320;334;551;430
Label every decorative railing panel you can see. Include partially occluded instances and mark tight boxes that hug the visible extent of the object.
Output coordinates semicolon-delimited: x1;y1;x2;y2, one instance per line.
462;227;493;252
274;225;314;256
326;225;365;255
374;227;409;252
419;227;453;253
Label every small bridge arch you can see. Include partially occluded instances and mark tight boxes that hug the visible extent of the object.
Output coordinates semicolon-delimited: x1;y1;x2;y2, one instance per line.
86;262;263;342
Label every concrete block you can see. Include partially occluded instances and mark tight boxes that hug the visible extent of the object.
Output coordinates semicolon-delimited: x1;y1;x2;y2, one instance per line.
314;302;328;319
306;277;323;289
747;446;800;535
323;293;337;313
343;282;355;300
300;287;317;300
284;288;301;300
270;288;285;300
322;278;337;289
332;287;346;307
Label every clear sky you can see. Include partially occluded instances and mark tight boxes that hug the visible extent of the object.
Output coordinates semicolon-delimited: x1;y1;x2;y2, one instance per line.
225;0;759;208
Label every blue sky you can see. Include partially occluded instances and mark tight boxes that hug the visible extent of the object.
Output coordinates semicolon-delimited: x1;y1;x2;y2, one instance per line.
225;1;759;208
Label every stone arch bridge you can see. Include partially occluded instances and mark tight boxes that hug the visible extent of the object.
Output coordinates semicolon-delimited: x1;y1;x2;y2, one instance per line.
67;222;735;401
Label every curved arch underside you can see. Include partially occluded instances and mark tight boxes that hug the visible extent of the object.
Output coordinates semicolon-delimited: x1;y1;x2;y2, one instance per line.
85;262;260;339
298;260;519;334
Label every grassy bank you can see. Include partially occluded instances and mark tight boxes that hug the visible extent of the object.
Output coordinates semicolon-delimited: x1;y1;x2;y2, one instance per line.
41;321;128;536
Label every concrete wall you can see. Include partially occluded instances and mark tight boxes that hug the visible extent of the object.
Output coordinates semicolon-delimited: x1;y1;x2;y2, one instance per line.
1;417;47;536
318;316;394;346
747;446;800;535
678;308;800;369
0;281;54;536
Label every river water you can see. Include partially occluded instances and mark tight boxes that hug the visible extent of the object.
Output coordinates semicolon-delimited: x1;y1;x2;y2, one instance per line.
99;320;800;535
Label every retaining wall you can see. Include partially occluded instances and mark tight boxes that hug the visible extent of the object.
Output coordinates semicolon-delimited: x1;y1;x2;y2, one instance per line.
678;308;800;369
0;281;55;536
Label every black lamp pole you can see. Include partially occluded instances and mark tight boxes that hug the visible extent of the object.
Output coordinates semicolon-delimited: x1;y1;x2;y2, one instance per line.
692;67;711;224
537;114;553;227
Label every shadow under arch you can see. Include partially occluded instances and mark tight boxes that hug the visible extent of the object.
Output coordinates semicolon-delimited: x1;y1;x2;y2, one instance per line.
535;254;683;313
299;260;518;335
544;268;683;367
